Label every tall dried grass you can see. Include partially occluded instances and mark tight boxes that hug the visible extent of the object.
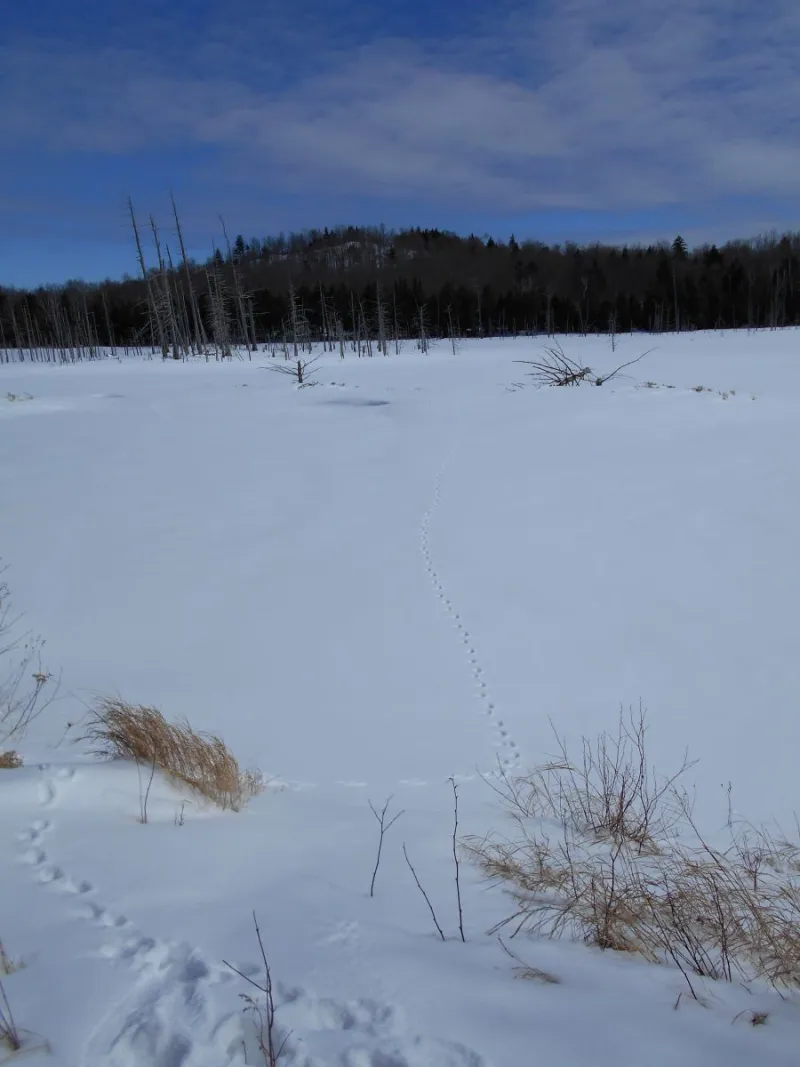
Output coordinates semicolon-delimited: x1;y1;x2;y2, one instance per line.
0;978;20;1052
82;697;263;811
467;708;800;996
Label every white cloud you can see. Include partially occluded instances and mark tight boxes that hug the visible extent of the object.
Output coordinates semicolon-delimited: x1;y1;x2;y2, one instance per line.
1;0;799;215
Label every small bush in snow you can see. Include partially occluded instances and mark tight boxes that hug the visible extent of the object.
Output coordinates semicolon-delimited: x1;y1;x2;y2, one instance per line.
1;565;56;745
514;343;654;388
467;710;800;997
82;697;264;811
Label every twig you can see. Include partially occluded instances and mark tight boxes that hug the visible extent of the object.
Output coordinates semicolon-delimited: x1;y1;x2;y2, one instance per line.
449;778;465;941
403;843;446;941
368;796;404;898
497;936;560;984
223;912;291;1066
595;348;656;386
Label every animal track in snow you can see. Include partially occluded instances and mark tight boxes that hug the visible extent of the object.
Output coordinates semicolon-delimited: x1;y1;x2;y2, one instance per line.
20;769;489;1066
84;937;491;1067
20;767;95;899
85;939;242;1067
36;762;75;807
319;920;362;949
259;983;490;1067
419;451;521;774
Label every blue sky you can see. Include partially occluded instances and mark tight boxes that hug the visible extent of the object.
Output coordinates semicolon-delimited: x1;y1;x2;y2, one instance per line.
2;0;799;288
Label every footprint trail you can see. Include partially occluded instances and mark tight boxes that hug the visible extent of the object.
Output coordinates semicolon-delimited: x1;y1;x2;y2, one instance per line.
419;450;521;773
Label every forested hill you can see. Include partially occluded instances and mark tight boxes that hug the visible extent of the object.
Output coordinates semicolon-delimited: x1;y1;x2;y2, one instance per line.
2;225;799;356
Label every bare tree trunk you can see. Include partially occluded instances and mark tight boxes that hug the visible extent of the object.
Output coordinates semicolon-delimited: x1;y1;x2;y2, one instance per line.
446;305;458;355
129;199;168;358
101;290;116;354
417;305;429;353
375;279;388;356
359;298;373;358
171;193;206;355
219;216;252;353
149;215;179;359
392;285;400;355
288;279;301;360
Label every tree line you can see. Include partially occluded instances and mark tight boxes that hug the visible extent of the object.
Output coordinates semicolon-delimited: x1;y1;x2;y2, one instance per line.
2;208;799;361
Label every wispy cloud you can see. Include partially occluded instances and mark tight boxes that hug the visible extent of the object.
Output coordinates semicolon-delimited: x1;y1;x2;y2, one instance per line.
2;0;799;223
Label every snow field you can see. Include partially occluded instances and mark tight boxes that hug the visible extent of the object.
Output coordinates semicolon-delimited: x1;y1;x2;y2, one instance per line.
1;329;799;1065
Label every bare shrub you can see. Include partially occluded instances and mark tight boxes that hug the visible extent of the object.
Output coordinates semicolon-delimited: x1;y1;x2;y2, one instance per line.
514;343;592;387
468;825;650;954
81;697;263;811
0;565;57;744
468;712;800;996
224;913;290;1066
514;344;653;388
494;705;693;853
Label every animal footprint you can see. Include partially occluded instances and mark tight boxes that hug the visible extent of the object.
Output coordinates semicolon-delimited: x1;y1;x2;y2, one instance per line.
76;902;129;928
319;921;361;949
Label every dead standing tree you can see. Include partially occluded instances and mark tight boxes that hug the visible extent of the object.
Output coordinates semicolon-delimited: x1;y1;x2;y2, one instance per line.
172;193;207;356
128;198;168;359
207;252;233;360
219;216;255;356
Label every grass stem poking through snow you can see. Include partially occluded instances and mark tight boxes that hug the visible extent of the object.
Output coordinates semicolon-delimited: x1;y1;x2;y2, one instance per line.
0;978;20;1052
136;750;157;824
497;936;560;985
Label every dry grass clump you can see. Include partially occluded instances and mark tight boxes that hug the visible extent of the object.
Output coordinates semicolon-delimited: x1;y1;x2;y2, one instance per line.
0;751;22;769
1;564;56;745
0;978;20;1052
82;697;263;811
0;941;20;977
467;708;800;997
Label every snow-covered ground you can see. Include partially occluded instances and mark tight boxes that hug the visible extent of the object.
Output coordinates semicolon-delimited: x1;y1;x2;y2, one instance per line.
1;330;799;1066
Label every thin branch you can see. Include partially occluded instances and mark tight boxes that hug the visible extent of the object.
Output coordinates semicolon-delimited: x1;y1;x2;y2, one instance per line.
403;843;446;941
223;912;291;1066
449;778;465;941
595;348;656;386
368;796;404;898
